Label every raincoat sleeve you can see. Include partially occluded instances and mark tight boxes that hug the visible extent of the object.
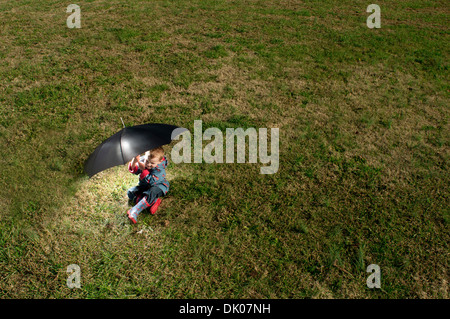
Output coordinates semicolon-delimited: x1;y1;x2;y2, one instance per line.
128;161;142;175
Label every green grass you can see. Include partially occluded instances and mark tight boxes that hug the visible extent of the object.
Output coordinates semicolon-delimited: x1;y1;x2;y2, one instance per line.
0;0;448;298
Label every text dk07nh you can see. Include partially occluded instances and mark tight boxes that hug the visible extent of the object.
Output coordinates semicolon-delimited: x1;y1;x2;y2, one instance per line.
224;303;270;314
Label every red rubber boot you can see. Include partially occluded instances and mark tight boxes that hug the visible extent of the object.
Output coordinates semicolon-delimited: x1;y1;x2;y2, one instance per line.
150;198;162;215
127;197;151;224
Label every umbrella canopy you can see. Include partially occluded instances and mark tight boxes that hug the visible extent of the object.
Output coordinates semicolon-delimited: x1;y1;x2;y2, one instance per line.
84;123;187;177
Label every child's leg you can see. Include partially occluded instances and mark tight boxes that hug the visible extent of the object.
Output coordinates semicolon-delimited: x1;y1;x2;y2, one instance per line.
127;185;147;204
127;187;164;223
127;186;140;201
143;187;164;214
127;197;151;224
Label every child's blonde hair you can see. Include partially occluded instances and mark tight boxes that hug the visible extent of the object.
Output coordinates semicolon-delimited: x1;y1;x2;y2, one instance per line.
145;146;164;161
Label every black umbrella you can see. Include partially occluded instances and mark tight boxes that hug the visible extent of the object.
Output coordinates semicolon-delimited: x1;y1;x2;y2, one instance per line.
84;122;187;177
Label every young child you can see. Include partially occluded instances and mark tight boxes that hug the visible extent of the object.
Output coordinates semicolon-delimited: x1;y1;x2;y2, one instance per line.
126;146;169;224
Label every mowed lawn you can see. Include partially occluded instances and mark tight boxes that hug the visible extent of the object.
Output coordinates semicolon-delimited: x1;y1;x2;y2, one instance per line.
0;0;448;298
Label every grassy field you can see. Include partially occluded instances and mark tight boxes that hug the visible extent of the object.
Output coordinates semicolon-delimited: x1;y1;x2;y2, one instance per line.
0;0;448;299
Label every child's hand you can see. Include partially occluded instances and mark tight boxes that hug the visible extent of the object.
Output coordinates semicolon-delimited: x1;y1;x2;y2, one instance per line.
130;155;140;167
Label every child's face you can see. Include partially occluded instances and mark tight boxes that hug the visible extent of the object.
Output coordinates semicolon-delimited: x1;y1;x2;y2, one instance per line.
143;156;162;170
